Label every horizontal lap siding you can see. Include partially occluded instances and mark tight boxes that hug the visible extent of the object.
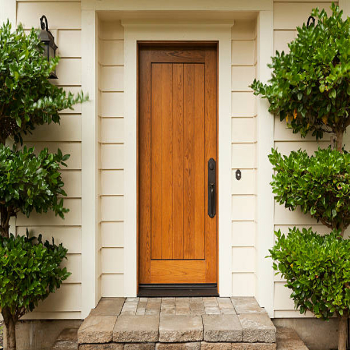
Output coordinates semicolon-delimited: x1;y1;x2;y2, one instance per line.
16;0;82;319
273;0;337;317
231;20;257;297
99;21;125;297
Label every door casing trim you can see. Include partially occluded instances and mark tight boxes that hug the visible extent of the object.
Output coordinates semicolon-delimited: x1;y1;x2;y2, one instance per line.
123;23;233;297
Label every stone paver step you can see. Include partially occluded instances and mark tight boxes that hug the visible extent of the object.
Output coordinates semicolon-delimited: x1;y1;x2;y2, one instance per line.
276;327;309;350
76;297;277;349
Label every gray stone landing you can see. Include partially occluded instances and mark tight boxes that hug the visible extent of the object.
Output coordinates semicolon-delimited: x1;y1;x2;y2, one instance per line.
76;297;277;349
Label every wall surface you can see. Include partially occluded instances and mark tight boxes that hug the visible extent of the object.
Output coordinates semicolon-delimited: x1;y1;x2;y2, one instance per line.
98;21;125;297
231;20;258;296
6;0;349;322
16;0;83;320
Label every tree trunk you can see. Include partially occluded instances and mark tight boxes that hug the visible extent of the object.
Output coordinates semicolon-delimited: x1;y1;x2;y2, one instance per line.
2;308;17;350
338;313;348;350
335;130;344;153
0;206;10;238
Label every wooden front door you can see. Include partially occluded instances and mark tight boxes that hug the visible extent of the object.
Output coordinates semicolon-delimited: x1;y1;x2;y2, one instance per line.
139;44;217;285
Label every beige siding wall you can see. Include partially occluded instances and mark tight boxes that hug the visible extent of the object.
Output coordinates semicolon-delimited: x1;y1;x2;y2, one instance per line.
16;0;82;319
231;20;257;296
98;21;125;297
272;0;337;318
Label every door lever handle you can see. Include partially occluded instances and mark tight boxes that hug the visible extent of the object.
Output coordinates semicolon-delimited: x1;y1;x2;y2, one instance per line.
208;158;216;218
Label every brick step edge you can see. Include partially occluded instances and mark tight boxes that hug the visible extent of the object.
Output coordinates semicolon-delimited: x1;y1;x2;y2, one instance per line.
276;327;309;350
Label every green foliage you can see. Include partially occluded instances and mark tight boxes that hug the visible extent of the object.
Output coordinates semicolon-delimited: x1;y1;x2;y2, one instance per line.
0;232;70;319
270;228;350;319
0;21;87;144
0;144;69;219
251;4;350;140
269;147;350;231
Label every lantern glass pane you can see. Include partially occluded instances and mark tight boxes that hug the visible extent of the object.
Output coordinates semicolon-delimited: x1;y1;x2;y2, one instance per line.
49;45;55;59
43;44;49;60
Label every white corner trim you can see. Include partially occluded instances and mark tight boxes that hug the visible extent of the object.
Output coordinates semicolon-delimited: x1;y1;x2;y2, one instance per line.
256;10;275;317
0;0;16;25
81;8;100;318
122;23;233;297
339;0;350;18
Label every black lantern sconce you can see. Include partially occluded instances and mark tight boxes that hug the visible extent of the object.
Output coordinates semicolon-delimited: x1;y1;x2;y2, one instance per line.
307;16;316;28
39;15;58;79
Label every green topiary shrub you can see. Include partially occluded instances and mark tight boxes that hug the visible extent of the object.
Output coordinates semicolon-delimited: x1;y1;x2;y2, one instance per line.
251;4;350;151
269;147;350;234
251;4;350;350
270;228;350;320
0;20;87;350
0;233;70;348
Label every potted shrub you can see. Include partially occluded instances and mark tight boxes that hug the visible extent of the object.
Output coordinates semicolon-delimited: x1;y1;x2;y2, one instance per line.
0;21;87;350
251;5;350;350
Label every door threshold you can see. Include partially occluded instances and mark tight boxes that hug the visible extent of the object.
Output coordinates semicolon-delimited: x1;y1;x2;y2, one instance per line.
138;284;219;297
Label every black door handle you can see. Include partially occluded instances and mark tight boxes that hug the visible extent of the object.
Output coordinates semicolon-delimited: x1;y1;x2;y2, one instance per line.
208;158;216;218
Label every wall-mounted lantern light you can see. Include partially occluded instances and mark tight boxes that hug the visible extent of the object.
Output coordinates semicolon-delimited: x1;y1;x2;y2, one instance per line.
39;15;58;79
307;16;316;28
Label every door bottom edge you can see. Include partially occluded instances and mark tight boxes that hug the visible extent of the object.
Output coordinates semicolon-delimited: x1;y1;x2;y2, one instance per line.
138;283;219;297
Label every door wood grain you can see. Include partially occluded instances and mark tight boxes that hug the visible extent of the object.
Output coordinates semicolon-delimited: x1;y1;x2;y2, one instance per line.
139;44;217;285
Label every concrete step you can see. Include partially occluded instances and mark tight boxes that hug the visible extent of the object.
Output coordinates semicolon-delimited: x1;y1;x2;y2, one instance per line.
52;328;79;350
276;327;309;350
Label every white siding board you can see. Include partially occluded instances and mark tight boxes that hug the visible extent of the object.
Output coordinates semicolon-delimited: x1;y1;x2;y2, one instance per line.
101;170;124;195
60;170;82;198
16;199;82;226
17;226;82;254
55;59;82;86
232;247;255;272
101;118;124;143
273;30;296;54
231;92;256;117
101;92;124;117
23;115;82;142
101;196;124;222
231;144;256;168
232;273;256;296
101;248;124;273
231;20;256;41
231;41;255;65
100;40;124;65
57;30;82;58
101;144;124;169
100;21;124;40
232;195;256;221
61;254;82;284
274;2;334;30
101;274;124;297
17;2;81;29
231;118;256;143
232;221;255;247
231;169;256;195
101;222;124;247
101;66;124;91
231;66;255;92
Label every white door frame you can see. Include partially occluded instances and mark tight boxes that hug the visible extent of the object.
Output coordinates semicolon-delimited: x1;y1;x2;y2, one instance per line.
122;22;233;297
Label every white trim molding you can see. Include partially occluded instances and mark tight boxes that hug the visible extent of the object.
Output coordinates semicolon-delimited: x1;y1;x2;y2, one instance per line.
122;23;233;297
0;0;16;25
81;7;100;318
339;0;350;18
255;10;275;317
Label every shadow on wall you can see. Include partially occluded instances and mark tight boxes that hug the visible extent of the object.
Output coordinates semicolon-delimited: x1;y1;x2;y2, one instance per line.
273;318;338;350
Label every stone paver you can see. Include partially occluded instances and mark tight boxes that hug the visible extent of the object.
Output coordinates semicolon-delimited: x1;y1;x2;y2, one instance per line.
231;344;276;350
124;343;156;350
79;345;123;350
156;343;201;350
203;315;242;342
239;314;276;343
201;342;232;349
231;298;265;315
159;315;203;342
113;315;159;342
91;298;125;317
78;315;117;344
276;327;308;350
76;297;278;349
